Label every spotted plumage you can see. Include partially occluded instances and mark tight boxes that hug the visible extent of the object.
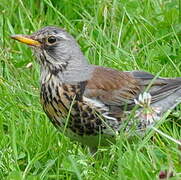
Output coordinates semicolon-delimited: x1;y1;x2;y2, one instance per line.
11;26;181;149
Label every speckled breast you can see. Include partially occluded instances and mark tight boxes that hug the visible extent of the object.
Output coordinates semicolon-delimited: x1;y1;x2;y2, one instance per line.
40;81;106;136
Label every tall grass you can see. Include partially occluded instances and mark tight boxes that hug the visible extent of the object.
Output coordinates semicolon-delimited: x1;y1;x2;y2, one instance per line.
0;0;181;179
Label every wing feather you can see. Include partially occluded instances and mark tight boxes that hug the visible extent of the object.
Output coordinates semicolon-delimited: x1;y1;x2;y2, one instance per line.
84;66;181;111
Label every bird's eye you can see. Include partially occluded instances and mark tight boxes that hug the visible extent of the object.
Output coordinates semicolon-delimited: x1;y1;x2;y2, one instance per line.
47;36;57;44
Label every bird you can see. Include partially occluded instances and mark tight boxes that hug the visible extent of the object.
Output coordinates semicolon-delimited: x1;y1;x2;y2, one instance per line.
11;26;181;151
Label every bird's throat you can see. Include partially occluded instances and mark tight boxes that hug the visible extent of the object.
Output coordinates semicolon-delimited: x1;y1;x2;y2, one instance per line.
40;61;92;85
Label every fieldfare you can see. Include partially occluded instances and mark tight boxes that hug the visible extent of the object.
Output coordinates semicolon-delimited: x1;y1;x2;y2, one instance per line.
11;26;181;149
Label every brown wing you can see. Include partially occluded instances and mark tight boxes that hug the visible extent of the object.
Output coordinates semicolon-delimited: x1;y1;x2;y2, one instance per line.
84;66;181;110
84;66;141;107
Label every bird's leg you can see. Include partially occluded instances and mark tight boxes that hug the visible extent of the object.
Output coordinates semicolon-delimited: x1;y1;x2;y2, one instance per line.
89;147;98;155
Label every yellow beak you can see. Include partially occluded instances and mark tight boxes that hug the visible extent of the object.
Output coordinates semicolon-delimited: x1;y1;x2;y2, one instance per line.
11;34;41;46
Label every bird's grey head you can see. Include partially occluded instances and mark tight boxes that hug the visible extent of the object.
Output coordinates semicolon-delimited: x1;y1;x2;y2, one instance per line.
31;26;84;65
11;26;91;83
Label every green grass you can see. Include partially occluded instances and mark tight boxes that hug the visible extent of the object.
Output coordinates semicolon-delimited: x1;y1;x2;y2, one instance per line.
0;0;181;179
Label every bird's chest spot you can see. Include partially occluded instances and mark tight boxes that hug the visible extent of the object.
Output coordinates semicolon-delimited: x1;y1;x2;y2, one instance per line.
40;81;117;137
40;81;85;126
